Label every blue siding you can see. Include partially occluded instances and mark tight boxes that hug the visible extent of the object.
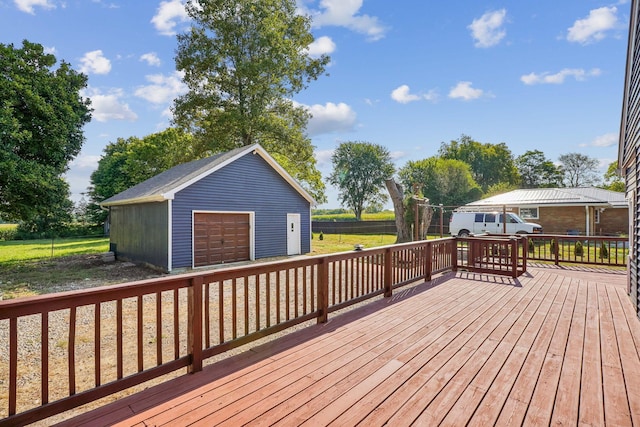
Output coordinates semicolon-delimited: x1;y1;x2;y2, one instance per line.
171;153;311;269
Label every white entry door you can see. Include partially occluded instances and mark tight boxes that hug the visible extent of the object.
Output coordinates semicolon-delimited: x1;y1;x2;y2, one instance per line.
287;213;301;255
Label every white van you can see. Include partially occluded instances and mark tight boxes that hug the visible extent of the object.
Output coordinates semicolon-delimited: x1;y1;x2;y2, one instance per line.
449;211;543;237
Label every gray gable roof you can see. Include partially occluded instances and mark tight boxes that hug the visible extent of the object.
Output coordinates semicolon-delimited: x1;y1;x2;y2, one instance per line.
101;144;315;206
466;187;627;208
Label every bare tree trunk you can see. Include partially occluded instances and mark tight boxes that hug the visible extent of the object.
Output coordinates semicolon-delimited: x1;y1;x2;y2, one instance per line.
385;178;412;243
420;202;433;238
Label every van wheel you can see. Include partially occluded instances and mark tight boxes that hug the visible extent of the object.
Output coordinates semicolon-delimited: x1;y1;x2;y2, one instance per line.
458;230;470;237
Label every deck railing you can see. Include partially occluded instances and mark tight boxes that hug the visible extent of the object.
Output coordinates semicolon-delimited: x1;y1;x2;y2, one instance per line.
1;237;466;426
523;234;628;267
3;232;614;425
455;235;527;277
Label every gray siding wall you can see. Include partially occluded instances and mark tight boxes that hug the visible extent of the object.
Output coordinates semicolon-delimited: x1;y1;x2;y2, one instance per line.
109;202;169;271
623;0;640;317
171;153;311;269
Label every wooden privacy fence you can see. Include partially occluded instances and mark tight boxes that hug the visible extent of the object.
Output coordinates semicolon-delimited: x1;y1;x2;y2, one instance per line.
1;238;471;426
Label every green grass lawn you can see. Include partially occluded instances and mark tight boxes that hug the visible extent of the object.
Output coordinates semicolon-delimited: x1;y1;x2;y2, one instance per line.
312;211;395;221
306;233;444;254
0;236;110;264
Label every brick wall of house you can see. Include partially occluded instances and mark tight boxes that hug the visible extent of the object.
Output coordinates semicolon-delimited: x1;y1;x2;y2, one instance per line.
597;208;629;236
537;206;586;234
532;206;628;236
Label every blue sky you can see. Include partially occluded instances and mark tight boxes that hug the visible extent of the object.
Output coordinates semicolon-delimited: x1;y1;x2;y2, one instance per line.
0;0;630;208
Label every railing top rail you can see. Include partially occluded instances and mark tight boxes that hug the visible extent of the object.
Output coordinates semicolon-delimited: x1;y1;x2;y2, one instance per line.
0;239;453;316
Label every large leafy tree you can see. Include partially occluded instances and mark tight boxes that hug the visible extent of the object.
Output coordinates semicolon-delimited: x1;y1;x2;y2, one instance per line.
558;152;600;187
328;141;395;221
173;0;329;202
438;135;518;191
0;40;91;223
88;128;193;223
515;150;563;188
602;160;625;192
398;157;482;208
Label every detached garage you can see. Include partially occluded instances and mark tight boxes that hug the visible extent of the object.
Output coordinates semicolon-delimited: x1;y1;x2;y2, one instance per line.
101;144;314;272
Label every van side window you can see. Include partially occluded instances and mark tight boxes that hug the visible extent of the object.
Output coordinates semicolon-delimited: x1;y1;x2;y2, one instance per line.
474;213;484;222
485;213;495;222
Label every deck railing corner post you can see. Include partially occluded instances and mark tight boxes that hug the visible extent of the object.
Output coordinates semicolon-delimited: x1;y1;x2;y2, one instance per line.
452;238;458;272
510;237;518;278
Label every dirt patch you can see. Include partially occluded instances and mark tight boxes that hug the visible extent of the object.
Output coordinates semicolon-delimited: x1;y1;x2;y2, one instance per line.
0;254;165;299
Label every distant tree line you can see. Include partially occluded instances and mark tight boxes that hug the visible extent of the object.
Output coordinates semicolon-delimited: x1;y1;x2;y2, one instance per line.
328;136;624;242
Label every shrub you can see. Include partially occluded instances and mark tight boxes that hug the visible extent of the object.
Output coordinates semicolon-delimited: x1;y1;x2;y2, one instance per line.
599;241;609;259
574;241;584;257
319;231;324;241
0;227;17;241
528;238;534;253
549;239;557;255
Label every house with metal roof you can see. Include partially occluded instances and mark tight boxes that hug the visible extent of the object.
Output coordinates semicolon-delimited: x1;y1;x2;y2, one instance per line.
462;187;628;236
101;144;314;272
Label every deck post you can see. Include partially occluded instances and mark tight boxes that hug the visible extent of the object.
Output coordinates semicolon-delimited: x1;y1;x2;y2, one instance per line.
188;276;203;374
317;257;329;323
452;239;458;272
521;236;527;274
510;237;518;278
384;247;393;297
425;241;432;282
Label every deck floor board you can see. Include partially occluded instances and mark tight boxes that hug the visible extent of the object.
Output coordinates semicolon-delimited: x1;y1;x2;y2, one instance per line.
55;267;639;427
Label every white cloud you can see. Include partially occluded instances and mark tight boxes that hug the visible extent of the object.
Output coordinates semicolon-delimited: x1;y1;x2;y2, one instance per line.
468;9;507;48
391;85;421;104
591;132;618;147
79;50;112;75
134;71;188;105
83;88;138;122
151;0;189;36
520;68;601;85
315;149;334;167
307;36;336;58
390;85;437;104
305;0;388;41
567;7;618;44
303;102;357;136
71;154;101;170
43;46;56;55
14;0;55;14
390;151;406;161
140;52;161;67
448;81;485;101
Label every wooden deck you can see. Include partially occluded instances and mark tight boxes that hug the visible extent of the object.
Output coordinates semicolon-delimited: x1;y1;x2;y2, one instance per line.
58;266;639;426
